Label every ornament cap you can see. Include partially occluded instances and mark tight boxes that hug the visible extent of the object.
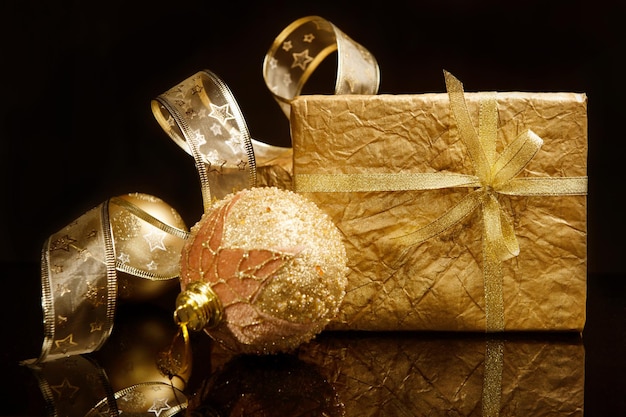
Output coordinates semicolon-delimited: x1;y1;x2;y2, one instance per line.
174;281;223;331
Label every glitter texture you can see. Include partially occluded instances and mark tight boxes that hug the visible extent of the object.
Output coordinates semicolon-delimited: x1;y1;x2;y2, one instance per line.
180;187;348;354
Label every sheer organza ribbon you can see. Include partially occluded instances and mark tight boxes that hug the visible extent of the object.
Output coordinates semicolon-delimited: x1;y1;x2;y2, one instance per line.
28;355;187;417
152;16;380;209
23;194;189;365
264;15;380;119
294;71;588;331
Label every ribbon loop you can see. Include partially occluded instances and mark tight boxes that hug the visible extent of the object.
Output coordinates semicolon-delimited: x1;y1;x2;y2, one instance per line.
445;70;492;184
152;70;257;208
264;16;380;119
491;130;543;189
24;194;189;365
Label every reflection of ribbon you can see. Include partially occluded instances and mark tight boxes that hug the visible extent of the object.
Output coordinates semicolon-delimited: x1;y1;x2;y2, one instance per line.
87;382;187;417
23;193;189;364
483;339;504;417
263;15;380;119
28;356;116;417
295;71;588;331
27;355;187;417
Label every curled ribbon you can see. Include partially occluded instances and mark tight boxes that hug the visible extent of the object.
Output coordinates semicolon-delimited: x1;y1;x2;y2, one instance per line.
152;70;258;209
152;16;380;211
21;14;379;413
23;193;189;365
264;15;380;119
295;71;588;331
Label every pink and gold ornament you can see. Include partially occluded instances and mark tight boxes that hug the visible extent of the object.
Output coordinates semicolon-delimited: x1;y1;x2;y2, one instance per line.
175;186;348;355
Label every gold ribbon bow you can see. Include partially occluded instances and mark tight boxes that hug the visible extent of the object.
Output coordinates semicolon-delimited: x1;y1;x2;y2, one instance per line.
295;71;588;331
393;71;588;331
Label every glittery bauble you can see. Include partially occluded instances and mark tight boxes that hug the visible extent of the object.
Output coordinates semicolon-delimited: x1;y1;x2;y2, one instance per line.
110;193;188;302
179;187;348;354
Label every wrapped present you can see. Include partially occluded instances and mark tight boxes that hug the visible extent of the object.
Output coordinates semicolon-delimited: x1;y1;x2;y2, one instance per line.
291;71;588;331
297;333;585;416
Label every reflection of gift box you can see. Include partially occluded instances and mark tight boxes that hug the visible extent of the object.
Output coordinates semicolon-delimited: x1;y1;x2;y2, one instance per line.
291;73;587;331
297;333;585;416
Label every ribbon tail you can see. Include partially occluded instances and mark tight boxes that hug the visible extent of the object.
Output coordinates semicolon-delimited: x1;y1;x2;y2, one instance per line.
383;190;483;268
444;70;492;183
482;194;517;332
482;193;520;262
483;247;505;332
497;177;588;196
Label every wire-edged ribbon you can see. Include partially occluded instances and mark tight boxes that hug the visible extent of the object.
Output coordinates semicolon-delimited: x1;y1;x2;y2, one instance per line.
28;355;187;417
264;15;380;119
152;70;258;209
294;71;588;332
152;16;380;211
23;193;189;365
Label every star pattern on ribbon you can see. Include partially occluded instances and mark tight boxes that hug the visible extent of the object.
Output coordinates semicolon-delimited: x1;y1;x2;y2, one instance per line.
210;122;222;136
292;49;314;70
54;334;78;353
143;230;167;252
84;281;106;307
148;398;171;417
50;377;80;399
49;235;77;252
208;103;235;125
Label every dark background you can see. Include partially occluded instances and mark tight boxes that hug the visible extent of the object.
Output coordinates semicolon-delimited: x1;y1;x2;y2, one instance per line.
1;0;624;274
1;0;625;415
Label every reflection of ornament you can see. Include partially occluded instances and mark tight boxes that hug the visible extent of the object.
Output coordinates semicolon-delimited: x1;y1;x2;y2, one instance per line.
92;303;192;392
187;354;344;417
173;186;348;356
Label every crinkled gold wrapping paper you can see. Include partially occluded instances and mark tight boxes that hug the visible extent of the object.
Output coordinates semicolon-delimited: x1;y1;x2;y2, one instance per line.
291;93;587;331
297;333;585;416
254;144;294;190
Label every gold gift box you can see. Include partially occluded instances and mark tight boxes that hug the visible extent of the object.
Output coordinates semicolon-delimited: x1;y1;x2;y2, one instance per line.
290;81;587;331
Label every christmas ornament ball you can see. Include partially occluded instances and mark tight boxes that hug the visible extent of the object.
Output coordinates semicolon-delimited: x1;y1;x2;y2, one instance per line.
110;193;188;302
179;186;348;354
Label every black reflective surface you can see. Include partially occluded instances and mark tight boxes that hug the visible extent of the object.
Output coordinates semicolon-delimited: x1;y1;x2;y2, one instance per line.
1;263;624;415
